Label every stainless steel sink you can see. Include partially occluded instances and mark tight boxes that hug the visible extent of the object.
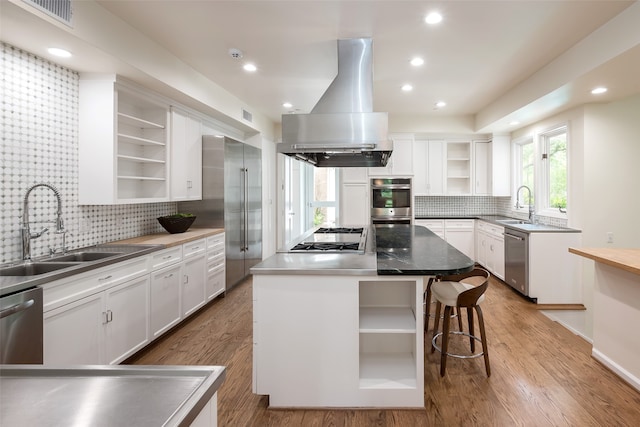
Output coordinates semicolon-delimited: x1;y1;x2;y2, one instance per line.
498;219;531;225
0;262;78;277
41;252;124;263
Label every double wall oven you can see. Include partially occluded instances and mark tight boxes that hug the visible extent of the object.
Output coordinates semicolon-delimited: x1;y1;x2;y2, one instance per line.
370;178;412;225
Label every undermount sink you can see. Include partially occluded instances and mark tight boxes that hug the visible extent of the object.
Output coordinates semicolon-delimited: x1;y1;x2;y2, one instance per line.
498;219;531;225
0;262;78;277
42;251;124;263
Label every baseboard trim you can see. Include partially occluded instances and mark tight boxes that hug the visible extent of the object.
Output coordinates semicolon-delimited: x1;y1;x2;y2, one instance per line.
535;304;586;310
592;348;640;393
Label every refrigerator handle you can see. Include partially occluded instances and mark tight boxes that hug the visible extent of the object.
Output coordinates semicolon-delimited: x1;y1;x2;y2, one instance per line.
244;167;249;251
240;167;246;252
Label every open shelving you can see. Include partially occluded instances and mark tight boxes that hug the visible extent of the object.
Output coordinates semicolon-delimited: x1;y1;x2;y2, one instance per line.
446;141;472;194
358;280;418;390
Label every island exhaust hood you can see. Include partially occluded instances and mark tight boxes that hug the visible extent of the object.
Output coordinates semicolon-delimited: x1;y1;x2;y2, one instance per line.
278;38;392;167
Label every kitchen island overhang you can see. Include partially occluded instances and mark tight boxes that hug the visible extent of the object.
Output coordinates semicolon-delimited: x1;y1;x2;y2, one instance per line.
250;225;474;408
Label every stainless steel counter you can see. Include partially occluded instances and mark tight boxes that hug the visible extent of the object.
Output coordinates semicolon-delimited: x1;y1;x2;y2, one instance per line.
0;365;226;427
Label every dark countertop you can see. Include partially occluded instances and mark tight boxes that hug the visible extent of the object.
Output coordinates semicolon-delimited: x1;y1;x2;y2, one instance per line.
251;225;474;276
375;225;475;275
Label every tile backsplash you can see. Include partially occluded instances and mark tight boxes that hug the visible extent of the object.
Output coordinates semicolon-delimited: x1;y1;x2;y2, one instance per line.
1;42;175;264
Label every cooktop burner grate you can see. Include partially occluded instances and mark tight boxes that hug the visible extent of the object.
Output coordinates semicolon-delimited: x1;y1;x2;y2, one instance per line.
290;242;362;251
315;227;364;234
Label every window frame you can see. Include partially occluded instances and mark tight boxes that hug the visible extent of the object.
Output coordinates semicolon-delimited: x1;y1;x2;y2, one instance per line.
511;134;535;216
537;123;569;219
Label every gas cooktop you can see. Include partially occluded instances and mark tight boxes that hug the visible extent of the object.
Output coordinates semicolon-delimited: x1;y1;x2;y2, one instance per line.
288;227;367;253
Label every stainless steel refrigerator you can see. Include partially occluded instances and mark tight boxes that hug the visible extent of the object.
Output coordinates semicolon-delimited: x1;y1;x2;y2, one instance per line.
179;136;262;290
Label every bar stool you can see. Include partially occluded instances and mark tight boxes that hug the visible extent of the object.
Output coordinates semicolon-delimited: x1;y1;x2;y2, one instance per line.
430;268;491;377
424;276;462;333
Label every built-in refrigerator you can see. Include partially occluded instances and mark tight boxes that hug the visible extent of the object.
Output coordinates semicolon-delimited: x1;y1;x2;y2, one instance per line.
179;136;262;290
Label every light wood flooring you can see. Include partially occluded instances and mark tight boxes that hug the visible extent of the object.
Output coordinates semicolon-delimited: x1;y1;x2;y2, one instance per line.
126;276;640;426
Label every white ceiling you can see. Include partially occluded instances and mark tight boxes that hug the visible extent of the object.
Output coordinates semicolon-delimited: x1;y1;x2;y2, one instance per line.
3;0;640;134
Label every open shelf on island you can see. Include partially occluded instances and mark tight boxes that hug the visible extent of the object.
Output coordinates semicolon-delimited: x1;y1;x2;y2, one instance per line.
359;352;417;389
359;307;416;333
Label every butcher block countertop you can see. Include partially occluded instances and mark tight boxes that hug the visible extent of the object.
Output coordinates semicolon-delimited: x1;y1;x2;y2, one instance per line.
110;228;224;248
569;247;640;276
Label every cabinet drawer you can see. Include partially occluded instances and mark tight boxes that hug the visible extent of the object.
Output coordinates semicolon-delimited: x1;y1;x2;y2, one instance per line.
183;238;206;258
150;246;183;270
445;219;474;229
43;256;149;312
207;233;225;250
207;260;225;275
415;219;444;230
476;220;504;238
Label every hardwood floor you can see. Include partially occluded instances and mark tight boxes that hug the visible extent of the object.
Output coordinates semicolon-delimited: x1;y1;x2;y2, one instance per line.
126;276;640;426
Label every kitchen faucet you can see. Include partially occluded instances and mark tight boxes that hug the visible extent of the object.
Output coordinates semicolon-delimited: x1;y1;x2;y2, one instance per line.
21;183;66;261
515;185;535;223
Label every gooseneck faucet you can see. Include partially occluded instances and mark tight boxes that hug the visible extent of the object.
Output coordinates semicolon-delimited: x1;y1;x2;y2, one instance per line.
515;185;535;223
22;183;66;261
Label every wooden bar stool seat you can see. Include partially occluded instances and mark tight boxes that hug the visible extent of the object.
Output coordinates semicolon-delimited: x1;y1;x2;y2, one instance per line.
430;268;491;377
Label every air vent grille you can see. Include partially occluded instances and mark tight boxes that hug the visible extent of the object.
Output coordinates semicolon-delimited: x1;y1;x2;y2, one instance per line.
23;0;73;26
242;109;253;123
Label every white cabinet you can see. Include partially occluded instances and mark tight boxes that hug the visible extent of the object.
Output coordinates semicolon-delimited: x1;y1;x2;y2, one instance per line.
79;75;169;204
446;141;472;195
476;221;505;280
369;134;413;176
182;239;207;317
415;219;474;258
150;263;183;339
444;220;475;259
44;292;104;365
104;275;150;364
340;184;370;226
413;140;445;196
170;107;203;201
43;266;151;365
206;233;226;301
474;136;510;196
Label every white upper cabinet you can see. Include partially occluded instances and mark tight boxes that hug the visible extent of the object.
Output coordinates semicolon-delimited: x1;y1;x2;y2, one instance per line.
368;134;414;176
413;139;445;196
79;75;170;204
170;107;203;201
473;136;510;197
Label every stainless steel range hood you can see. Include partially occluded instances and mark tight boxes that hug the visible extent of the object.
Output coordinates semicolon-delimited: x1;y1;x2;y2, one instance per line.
278;38;392;167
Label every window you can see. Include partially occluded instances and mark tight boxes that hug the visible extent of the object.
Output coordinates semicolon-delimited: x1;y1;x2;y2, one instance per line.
304;164;338;228
539;126;568;215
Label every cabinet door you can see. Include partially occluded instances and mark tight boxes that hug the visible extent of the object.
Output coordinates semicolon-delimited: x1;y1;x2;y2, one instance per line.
206;263;226;301
474;140;490;195
171;108;203;201
182;254;207;317
491;234;505;280
104;276;150;364
340;183;370;226
445;229;474;259
414;140;445;196
369;134;413;176
150;263;183;339
44;293;104;365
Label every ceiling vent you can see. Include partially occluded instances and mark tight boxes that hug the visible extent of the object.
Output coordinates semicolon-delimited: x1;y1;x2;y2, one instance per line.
242;108;253;123
23;0;73;26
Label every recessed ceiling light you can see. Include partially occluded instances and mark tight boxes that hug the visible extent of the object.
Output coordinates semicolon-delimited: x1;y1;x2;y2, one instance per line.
591;87;607;95
410;57;424;67
282;102;293;108
509;121;520;126
243;63;257;72
435;101;446;108
401;84;413;92
48;47;72;58
214;135;225;138
425;12;443;25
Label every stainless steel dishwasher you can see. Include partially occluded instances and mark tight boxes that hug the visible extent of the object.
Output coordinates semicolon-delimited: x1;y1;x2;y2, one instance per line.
0;286;43;364
504;229;529;297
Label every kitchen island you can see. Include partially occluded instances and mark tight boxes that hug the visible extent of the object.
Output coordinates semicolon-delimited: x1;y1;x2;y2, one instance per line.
250;225;474;408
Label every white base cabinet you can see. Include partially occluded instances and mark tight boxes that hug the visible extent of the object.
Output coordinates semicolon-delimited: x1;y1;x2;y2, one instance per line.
415;220;474;259
253;274;424;408
182;239;207;317
476;221;505;280
206;233;226;301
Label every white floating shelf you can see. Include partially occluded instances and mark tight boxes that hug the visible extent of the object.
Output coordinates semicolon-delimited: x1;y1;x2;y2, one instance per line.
359;352;417;389
118;155;165;164
359;307;415;333
118;133;166;146
118;112;165;129
117;175;166;181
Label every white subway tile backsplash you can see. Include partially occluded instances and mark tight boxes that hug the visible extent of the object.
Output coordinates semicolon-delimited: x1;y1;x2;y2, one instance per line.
1;42;175;264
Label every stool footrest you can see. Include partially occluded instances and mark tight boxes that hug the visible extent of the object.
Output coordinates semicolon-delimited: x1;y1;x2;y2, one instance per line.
431;331;485;359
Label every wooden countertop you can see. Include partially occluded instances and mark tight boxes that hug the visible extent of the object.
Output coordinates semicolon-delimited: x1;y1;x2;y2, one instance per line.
569;247;640;276
110;228;224;248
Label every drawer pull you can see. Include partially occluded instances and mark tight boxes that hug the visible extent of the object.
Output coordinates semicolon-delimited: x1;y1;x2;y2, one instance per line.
99;275;113;282
162;255;173;260
163;273;174;279
190;246;201;251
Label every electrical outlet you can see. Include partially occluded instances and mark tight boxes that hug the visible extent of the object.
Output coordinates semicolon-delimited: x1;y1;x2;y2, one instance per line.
606;232;614;243
79;219;91;233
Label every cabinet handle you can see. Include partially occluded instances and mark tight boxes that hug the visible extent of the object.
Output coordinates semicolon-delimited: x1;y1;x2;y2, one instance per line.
99;275;113;282
490;244;494;252
190;246;200;251
162;255;173;260
102;310;113;324
107;310;113;323
163;273;174;279
184;274;189;284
